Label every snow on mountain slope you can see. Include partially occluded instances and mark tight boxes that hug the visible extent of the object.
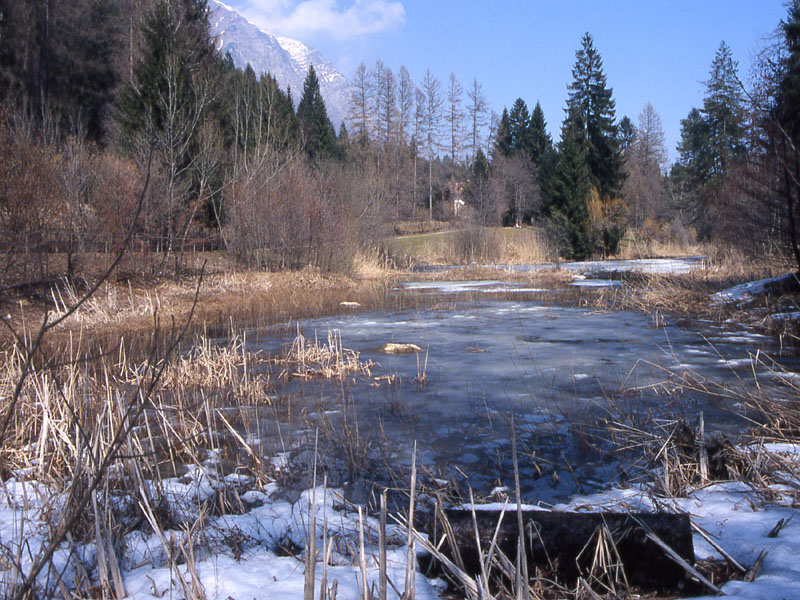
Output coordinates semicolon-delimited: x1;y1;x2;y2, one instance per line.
208;0;350;128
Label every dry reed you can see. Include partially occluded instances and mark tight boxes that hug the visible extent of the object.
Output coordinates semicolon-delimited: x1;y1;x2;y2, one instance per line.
273;327;374;381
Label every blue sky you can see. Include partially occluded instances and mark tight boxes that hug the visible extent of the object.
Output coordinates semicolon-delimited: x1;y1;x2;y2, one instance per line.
227;0;788;163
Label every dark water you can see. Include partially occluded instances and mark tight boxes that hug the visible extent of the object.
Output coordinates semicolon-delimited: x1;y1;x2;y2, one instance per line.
237;285;798;507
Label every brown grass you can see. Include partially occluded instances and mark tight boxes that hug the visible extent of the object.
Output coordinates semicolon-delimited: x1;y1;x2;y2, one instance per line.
384;226;557;266
2;264;394;359
587;255;793;322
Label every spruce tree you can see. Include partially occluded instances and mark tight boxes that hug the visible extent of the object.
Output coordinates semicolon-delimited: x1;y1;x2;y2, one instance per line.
529;101;553;164
565;32;625;199
671;108;713;226
508;98;532;156
769;1;800;269
702;41;746;178
617;116;636;156
776;1;800;142
547;109;591;258
119;0;214;142
495;108;513;158
296;64;337;160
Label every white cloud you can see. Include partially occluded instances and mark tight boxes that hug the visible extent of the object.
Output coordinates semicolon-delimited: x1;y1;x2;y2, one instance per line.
236;0;405;40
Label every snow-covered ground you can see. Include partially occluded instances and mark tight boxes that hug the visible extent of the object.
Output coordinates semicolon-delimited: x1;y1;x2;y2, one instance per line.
2;443;798;599
0;465;445;599
713;273;800;304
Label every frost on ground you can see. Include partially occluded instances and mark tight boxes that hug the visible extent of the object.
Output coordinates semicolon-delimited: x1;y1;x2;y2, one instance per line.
0;444;799;599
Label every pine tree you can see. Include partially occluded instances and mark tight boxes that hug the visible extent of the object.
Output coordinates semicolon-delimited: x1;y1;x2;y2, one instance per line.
297;64;337;160
565;32;625;199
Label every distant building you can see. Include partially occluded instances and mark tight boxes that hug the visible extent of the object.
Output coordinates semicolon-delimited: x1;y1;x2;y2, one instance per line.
447;181;466;218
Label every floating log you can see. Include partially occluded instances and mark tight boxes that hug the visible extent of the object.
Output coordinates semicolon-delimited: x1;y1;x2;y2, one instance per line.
432;508;700;594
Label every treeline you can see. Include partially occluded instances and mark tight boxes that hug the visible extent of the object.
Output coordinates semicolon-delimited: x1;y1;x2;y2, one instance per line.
0;0;389;284
2;0;800;287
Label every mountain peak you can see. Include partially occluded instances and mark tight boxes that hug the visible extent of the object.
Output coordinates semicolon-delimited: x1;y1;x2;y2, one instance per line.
209;0;350;127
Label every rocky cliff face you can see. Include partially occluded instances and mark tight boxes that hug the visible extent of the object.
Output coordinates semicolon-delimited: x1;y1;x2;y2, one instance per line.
209;0;350;128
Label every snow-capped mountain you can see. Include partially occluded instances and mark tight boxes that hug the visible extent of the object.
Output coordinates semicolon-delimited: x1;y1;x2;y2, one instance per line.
208;0;350;129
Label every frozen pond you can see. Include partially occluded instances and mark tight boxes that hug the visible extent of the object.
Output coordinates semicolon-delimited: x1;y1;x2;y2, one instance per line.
240;286;797;506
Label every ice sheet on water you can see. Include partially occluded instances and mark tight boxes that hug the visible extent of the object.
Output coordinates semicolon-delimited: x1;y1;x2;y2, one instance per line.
569;279;623;288
396;280;547;294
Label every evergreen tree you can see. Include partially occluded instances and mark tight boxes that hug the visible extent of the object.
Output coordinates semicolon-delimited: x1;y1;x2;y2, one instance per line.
465;147;493;224
507;97;532;156
472;147;490;181
670;107;713;227
495;108;513;158
547;109;592;258
766;1;800;268
0;0;123;142
296;64;337;160
565;32;625;198
702;41;746;178
529;101;553;164
617;116;636;156
776;1;800;142
674;108;712;185
119;0;215;142
338;121;349;144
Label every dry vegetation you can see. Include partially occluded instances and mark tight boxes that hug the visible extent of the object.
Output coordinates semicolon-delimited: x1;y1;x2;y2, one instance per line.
382;226;557;266
1;230;799;598
584;252;797;325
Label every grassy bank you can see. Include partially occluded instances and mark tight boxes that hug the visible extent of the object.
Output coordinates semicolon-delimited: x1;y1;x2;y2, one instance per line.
382;226;557;266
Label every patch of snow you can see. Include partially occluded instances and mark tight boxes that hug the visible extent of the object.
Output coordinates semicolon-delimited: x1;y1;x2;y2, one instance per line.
713;273;799;304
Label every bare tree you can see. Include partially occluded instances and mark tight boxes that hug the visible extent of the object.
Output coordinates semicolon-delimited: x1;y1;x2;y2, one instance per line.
446;72;465;164
421;69;442;219
635;102;668;175
467;77;489;163
625;102;669;230
491;153;540;227
413;87;426;215
487;110;499;160
372;60;396;149
397;65;414;146
348;62;372;144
